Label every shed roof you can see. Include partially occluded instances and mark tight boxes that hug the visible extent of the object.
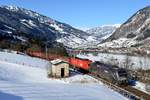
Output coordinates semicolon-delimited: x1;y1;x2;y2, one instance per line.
50;59;68;65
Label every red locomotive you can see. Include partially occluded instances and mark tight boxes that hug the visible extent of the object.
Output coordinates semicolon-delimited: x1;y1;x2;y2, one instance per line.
68;57;92;70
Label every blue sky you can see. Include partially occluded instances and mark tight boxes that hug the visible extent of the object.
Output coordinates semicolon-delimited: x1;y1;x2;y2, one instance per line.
0;0;149;29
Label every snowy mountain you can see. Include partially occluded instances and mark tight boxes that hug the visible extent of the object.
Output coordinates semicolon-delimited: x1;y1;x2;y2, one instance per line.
74;24;121;49
86;24;120;41
0;5;88;49
100;6;150;48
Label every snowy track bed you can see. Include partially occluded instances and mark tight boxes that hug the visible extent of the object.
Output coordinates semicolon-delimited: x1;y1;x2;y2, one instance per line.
133;81;150;95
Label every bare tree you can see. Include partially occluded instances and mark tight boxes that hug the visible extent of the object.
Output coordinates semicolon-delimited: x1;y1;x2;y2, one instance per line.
124;54;131;70
108;56;119;66
139;57;143;69
144;55;148;69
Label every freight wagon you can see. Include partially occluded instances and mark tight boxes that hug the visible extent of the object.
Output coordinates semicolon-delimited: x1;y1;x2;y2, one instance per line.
68;57;92;70
27;51;67;61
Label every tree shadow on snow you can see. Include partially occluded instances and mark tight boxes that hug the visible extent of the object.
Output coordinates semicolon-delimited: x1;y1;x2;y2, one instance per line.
0;91;23;100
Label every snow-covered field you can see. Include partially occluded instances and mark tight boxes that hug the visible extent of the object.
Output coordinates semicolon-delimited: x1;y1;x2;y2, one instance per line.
0;51;48;68
77;53;150;69
0;51;127;100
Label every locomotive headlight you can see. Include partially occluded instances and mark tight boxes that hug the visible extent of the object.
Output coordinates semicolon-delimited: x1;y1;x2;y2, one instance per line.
104;70;108;73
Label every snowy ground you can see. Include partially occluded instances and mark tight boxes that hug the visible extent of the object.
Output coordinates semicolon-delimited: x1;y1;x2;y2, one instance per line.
133;81;150;95
77;53;150;69
0;51;48;68
0;51;127;100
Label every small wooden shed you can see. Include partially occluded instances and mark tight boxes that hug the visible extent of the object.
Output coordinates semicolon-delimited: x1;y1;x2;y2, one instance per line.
47;59;69;78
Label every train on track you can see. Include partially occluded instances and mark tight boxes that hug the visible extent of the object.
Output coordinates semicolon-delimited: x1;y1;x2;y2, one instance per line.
68;57;134;85
26;51;135;85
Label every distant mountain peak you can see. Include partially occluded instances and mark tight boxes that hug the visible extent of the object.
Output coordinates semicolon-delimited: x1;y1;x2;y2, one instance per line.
86;24;120;42
99;24;121;28
1;5;19;11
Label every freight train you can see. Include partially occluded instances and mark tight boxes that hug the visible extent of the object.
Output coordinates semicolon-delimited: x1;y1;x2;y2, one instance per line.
26;51;133;85
68;57;130;85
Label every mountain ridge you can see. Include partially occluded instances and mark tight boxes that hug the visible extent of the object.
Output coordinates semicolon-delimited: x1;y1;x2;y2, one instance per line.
0;5;89;49
99;6;150;48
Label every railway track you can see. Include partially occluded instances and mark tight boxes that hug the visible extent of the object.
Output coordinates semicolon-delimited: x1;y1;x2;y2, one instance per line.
124;86;150;100
89;74;150;100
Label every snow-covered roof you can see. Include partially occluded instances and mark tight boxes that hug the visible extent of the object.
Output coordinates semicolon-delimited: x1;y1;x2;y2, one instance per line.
50;59;67;65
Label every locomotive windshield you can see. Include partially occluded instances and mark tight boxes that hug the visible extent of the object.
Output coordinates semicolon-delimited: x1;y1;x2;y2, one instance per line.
118;70;127;77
